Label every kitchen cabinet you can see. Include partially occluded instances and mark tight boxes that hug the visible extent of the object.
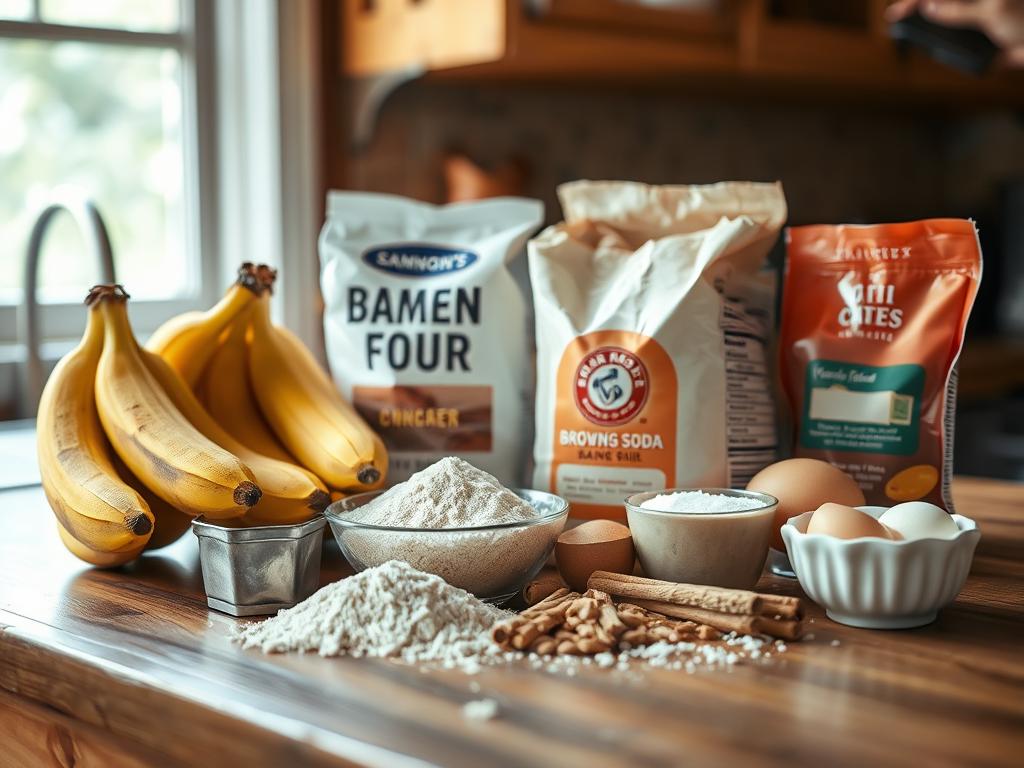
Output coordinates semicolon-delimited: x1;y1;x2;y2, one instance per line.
337;0;1024;143
1;475;1022;766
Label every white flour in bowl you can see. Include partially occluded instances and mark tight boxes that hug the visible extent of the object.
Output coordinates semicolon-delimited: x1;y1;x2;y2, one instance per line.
348;456;537;528
334;457;564;599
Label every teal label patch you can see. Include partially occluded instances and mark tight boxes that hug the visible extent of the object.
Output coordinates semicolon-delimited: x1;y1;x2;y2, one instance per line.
800;360;924;455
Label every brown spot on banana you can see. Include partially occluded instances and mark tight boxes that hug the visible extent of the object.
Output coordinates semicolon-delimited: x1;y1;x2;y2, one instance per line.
120;429;188;486
306;489;330;512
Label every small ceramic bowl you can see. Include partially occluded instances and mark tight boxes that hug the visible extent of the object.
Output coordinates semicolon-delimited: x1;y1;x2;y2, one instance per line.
782;506;980;629
325;488;568;604
624;488;778;590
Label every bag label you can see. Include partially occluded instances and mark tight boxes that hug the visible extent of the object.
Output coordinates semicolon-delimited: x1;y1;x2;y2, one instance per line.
800;360;924;456
362;243;478;277
353;385;492;453
550;331;677;521
573;346;650;426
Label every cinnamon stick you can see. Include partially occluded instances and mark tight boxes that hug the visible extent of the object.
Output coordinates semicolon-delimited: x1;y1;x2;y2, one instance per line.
521;588;574;617
492;590;577;649
523;572;568;606
628;598;803;641
588;571;802;620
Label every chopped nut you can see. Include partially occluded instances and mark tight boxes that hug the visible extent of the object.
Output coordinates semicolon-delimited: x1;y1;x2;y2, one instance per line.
556;640;582;655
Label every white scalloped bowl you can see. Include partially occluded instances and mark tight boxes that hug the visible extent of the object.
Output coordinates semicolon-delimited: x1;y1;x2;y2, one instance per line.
781;506;980;629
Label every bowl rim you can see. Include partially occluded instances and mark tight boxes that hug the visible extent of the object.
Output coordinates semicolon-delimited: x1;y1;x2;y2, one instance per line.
323;487;570;533
624;487;779;517
782;507;980;546
191;514;326;542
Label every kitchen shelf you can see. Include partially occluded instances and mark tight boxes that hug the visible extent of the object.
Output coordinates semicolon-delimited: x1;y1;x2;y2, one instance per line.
337;0;1024;144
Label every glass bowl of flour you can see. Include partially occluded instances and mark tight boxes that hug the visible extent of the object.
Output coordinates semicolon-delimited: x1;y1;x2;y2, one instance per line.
324;458;569;604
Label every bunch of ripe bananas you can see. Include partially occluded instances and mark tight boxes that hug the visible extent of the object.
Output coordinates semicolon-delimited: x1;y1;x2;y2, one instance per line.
37;263;387;567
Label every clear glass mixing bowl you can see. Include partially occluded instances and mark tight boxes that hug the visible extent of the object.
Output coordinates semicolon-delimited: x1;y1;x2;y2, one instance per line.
324;488;569;604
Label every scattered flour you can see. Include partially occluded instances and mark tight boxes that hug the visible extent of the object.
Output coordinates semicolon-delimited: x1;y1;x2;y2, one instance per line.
337;457;562;598
235;561;788;676
235;560;506;664
641;490;765;514
490;632;781;676
462;699;500;721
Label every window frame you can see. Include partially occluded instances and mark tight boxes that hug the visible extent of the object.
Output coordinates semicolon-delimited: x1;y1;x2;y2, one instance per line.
0;0;221;344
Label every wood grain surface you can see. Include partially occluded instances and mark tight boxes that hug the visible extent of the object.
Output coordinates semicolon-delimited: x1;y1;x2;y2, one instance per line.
0;478;1022;767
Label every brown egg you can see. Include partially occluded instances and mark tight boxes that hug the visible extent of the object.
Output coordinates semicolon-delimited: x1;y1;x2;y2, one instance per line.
747;458;866;551
555;520;635;592
807;503;893;540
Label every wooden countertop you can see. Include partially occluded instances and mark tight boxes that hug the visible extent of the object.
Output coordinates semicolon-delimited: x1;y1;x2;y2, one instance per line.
1;477;1022;767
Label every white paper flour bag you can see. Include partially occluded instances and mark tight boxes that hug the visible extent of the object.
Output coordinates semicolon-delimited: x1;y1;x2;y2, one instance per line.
319;192;543;485
529;180;787;521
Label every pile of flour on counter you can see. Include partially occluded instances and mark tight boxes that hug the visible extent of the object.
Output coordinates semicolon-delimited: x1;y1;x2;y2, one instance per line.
339;457;558;597
236;560;506;665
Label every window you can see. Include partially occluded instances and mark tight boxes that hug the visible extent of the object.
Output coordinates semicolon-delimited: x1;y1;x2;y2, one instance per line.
0;0;216;344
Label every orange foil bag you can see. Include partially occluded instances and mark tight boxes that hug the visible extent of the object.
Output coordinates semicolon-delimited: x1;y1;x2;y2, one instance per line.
781;220;982;509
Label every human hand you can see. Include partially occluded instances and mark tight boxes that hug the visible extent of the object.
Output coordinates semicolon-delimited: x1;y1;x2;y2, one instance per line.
886;0;1024;65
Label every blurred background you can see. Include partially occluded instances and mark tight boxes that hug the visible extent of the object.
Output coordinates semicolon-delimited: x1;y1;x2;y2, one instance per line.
2;0;1023;481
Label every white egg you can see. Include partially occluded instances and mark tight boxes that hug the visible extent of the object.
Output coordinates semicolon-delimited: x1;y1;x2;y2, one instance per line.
879;501;960;541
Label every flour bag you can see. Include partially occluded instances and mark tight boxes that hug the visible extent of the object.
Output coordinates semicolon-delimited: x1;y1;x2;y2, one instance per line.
320;192;543;485
529;180;787;521
781;219;982;509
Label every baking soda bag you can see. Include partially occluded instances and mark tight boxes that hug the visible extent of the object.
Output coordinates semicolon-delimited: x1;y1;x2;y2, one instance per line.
529;180;787;521
781;219;982;509
320;192;543;485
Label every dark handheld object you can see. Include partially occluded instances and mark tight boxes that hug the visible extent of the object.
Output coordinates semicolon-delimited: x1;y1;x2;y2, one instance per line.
889;12;999;75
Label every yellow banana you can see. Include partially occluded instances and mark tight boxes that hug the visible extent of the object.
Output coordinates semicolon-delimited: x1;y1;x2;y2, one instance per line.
37;292;154;567
142;334;329;524
56;519;147;568
110;452;193;550
248;292;388;491
196;304;299;465
94;286;261;519
144;263;261;387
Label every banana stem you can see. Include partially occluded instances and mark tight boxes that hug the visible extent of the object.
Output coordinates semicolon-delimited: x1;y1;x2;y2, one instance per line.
86;284;129;306
236;262;265;295
255;264;278;294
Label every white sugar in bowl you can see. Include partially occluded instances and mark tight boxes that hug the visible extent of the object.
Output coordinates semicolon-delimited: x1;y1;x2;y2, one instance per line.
625;488;778;590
